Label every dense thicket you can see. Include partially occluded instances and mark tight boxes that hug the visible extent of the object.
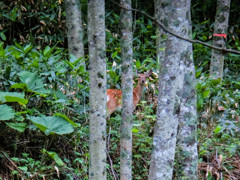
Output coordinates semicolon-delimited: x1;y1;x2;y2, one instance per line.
0;0;240;179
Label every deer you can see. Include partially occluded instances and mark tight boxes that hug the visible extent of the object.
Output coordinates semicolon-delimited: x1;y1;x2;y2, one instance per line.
107;70;152;118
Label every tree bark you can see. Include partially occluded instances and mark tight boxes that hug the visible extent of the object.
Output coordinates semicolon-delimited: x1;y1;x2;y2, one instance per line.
120;0;133;180
65;0;85;65
149;0;197;179
65;0;85;93
154;0;166;62
210;0;231;79
175;2;198;179
88;0;106;179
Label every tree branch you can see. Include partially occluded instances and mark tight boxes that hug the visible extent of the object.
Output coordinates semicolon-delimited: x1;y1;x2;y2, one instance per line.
111;0;240;55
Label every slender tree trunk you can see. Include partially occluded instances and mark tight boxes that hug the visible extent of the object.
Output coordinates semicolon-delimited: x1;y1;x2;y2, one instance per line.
175;2;198;179
88;0;106;179
65;0;85;93
210;0;231;79
149;1;196;179
120;0;133;179
65;0;85;64
154;0;166;62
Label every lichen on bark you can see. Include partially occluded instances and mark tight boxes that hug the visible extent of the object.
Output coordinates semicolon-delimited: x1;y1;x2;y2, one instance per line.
120;0;133;179
149;1;198;179
88;0;107;179
210;0;231;79
65;0;85;64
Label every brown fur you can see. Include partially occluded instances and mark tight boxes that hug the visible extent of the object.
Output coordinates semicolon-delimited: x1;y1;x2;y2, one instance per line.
107;70;152;117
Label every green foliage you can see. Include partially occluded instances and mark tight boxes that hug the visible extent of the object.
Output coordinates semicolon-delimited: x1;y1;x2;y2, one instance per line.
6;152;64;179
0;0;66;47
5;122;27;132
0;0;240;179
132;101;155;179
42;149;65;166
13;71;50;95
0;39;89;178
29;115;75;135
107;100;155;180
196;71;240;165
0;104;15;120
0;92;28;105
196;73;221;110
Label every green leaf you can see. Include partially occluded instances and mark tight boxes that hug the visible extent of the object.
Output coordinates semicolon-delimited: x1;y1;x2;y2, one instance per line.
0;105;15;120
18;71;50;95
114;76;119;83
214;125;222;134
5;122;27;132
203;89;210;98
14;42;24;51
18;166;28;172
192;32;196;39
195;71;201;78
150;35;157;39
210;78;221;85
54;113;78;127
4;66;11;79
43;46;51;56
202;35;207;41
72;56;85;66
195;67;203;78
11;83;27;90
202;60;209;67
29;115;74;135
197;95;204;109
43;46;54;57
0;32;6;41
111;51;118;59
136;60;141;69
0;92;28;105
42;149;65;166
64;60;74;69
11;170;18;175
133;154;141;158
132;128;139;133
0;42;5;57
5;96;28;105
27;59;39;69
109;70;116;79
201;20;209;24
10;8;18;22
23;44;32;54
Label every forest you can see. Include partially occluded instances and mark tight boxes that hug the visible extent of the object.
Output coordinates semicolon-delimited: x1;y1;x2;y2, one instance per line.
0;0;240;179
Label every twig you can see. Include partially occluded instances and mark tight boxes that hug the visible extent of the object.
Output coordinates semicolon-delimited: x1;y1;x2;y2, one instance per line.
0;151;24;178
111;0;240;55
223;166;236;180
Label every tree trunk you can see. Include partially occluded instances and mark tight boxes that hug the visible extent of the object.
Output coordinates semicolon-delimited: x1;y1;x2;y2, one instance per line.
120;0;133;180
88;0;106;179
210;0;231;79
149;1;197;179
174;2;198;179
154;0;166;62
65;0;85;65
65;0;85;93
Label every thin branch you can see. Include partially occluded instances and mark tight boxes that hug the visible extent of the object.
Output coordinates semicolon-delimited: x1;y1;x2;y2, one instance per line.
111;0;240;55
1;151;24;177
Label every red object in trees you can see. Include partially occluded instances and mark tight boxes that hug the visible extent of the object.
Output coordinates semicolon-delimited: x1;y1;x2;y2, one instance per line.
213;33;227;39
